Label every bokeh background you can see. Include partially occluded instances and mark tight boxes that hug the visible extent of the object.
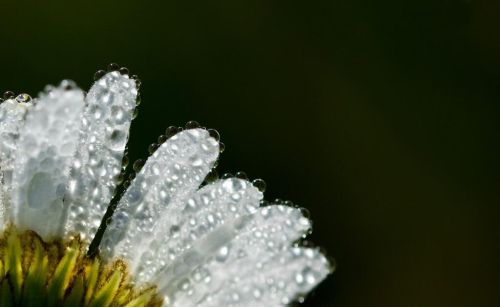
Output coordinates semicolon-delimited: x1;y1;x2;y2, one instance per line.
1;0;500;306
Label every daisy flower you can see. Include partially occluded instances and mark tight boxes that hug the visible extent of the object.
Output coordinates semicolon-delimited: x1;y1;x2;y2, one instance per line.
0;64;333;306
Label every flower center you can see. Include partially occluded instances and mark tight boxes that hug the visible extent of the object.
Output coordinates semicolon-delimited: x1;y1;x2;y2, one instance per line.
0;226;162;306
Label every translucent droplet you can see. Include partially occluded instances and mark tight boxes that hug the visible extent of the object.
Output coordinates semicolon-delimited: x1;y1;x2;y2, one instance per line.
252;178;266;192
215;245;230;262
119;67;129;75
185;120;200;129
207;128;220;141
133;159;145;172
107;129;127;151
235;171;247;179
15;93;32;103
111;105;126;124
107;63;120;71
165;126;178;138
221;173;232;179
148;143;159;154
3;91;15;100
122;155;129;168
94;70;106;81
157;134;167;144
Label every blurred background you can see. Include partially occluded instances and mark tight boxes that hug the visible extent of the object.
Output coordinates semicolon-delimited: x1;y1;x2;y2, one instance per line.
1;0;500;305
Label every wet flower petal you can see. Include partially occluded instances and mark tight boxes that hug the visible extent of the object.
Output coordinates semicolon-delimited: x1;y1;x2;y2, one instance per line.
0;99;32;230
137;178;262;287
11;84;84;239
166;205;315;306
195;247;330;307
64;71;137;241
101;128;219;269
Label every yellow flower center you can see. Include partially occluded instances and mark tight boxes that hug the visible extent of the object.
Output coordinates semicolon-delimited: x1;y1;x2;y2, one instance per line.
0;225;162;306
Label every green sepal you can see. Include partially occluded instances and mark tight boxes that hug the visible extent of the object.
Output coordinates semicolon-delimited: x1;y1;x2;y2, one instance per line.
21;237;49;306
46;241;79;306
89;270;122;307
0;275;15;307
63;275;84;306
84;259;100;305
4;231;23;304
124;288;156;307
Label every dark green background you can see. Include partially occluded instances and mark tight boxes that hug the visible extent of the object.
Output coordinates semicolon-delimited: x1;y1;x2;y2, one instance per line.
1;0;500;306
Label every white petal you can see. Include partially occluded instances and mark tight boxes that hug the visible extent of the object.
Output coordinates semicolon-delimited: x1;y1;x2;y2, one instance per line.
0;99;32;228
64;72;137;241
11;84;84;239
169;205;313;306
137;178;262;287
195;247;331;307
101;128;219;266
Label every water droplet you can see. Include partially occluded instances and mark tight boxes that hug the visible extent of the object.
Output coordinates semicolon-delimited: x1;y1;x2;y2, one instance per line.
300;207;311;219
253;288;262;299
157;134;167;144
148;143;159;154
61;80;77;90
133;159;145;172
3;91;15;100
235;171;248;179
122;155;129;168
128;172;136;180
134;78;142;88
252;179;266;192
136;94;141;106
15;93;32;103
169;225;180;238
115;173;125;185
325;254;337;273
94;70;106;81
123;180;131;188
119;67;129;75
111;105;126;124
165;126;178;138
215;245;230;262
302;267;317;284
207;128;220;141
185;120;200;129
107;63;120;71
221;173;232;179
107;129;127;151
219;142;225;153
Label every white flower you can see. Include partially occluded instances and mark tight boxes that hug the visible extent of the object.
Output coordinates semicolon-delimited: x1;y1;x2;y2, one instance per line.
0;67;332;306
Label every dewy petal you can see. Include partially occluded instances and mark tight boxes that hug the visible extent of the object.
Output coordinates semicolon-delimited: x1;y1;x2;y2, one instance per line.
64;72;137;241
195;247;331;307
168;205;314;306
0;99;32;229
11;84;85;239
136;178;262;287
101;128;219;266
